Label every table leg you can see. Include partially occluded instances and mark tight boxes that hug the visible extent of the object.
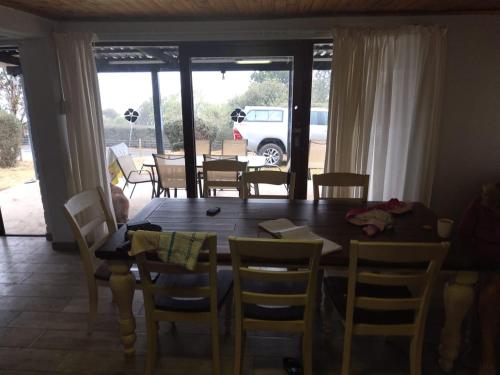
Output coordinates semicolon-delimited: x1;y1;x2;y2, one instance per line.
108;260;137;356
438;271;478;372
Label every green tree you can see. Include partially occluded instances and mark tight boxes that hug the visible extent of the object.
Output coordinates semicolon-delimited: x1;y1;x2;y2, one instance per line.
0;110;22;168
311;70;331;107
229;80;289;108
250;71;289;85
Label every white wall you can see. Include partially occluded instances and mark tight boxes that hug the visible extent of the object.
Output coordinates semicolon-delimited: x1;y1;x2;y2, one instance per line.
430;17;500;219
19;38;73;243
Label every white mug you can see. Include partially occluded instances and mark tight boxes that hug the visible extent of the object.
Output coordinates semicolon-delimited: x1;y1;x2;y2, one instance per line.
437;218;454;239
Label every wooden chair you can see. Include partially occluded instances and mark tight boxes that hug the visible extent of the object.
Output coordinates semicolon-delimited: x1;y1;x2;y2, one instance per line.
307;140;326;177
324;240;449;375
228;237;323;375
241;170;296;199
202;159;247;198
153;154;186;198
63;187;141;333
117;154;154;198
222;139;247;156
195;139;211;156
312;172;370;202
135;234;232;375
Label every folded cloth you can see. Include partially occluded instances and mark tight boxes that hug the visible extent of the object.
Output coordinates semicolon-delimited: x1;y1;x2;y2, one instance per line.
128;230;208;271
346;198;411;236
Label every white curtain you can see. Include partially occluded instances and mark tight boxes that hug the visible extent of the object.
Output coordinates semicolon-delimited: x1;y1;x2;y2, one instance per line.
53;32;111;206
325;26;447;204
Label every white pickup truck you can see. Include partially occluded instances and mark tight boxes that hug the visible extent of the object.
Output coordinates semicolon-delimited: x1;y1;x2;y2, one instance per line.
232;106;328;165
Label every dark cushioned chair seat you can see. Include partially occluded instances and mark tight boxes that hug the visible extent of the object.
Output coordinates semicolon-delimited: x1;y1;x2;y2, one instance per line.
324;276;415;325
154;270;232;313
242;278;307;321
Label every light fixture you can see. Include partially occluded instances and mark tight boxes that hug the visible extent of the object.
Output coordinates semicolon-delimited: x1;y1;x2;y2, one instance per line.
236;59;272;65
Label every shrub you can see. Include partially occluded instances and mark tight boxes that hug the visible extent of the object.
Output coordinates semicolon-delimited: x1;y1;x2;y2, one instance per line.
163;118;218;151
0;110;21;168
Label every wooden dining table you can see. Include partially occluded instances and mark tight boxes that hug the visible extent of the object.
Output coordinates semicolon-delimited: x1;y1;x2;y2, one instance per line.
96;198;478;371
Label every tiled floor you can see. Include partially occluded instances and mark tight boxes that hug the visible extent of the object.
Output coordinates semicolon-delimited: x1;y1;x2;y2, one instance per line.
0;236;478;374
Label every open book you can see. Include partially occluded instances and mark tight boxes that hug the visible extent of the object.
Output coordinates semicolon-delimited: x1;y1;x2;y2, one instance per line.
258;218;342;255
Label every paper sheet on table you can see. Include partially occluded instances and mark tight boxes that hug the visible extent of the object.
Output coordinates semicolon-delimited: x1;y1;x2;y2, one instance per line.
258;218;342;255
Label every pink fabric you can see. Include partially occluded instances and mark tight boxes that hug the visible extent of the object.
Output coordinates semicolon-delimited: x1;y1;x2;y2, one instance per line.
459;197;500;262
346;199;412;236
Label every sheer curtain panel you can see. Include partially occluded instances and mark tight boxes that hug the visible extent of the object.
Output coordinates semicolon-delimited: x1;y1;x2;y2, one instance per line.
324;26;447;204
53;32;112;206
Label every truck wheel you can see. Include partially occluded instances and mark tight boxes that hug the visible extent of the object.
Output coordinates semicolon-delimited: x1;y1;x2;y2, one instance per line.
258;143;283;166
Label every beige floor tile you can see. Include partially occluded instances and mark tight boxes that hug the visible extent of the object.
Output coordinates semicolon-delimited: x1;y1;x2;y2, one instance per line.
0;327;44;348
0;348;68;372
0;296;70;312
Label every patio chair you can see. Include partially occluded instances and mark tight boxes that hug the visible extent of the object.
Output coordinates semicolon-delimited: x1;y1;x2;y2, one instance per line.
307;140;326;178
63;187;143;334
135;234;232;375
229;236;323;375
324;240;449;375
222;139;247;156
241;170;296;199
116;154;154;198
153;154;186;198
195;139;211;156
312;172;370;202
202;158;247;198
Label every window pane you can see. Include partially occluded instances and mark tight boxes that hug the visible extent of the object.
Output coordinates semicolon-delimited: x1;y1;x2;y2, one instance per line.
254;110;268;121
269;110;283;122
307;43;332;199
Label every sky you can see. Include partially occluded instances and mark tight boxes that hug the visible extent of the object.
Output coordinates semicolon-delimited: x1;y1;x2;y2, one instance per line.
98;71;252;112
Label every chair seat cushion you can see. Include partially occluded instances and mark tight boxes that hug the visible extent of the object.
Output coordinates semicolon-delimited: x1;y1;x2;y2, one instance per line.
242;278;307;321
128;172;152;183
154;270;232;313
324;276;415;325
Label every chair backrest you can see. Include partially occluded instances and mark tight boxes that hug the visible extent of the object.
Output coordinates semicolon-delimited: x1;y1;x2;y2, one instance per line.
241;170;296;199
223;139;247;156
135;233;218;317
313;172;370;202
117;154;138;181
195;139;211;156
63;187;117;279
308;141;327;170
202;159;248;197
153;154;186;189
345;240;449;337
229;237;322;332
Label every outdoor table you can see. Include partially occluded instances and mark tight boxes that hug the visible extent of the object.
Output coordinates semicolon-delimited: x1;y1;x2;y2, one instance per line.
95;198;478;371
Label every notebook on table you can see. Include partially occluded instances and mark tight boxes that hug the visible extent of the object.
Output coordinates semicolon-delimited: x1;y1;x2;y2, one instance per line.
258;218;342;255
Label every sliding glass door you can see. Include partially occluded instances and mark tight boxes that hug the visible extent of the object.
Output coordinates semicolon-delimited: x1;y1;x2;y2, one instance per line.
179;41;313;198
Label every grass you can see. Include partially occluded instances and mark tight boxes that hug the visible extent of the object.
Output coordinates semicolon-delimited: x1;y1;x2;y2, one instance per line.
0;161;37;191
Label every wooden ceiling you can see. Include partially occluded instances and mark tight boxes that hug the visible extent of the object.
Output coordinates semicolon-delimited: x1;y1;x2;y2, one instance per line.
0;0;499;20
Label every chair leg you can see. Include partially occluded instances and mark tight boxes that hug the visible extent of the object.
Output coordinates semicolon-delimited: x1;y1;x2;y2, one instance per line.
87;281;98;335
210;312;221;375
130;184;137;198
224;297;232;337
234;319;244;375
410;334;423;375
174;188;178;198
145;319;159;375
166;188;170;198
302;331;313;375
341;329;352;375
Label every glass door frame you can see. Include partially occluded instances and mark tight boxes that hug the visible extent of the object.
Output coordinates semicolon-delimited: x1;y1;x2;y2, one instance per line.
178;40;314;198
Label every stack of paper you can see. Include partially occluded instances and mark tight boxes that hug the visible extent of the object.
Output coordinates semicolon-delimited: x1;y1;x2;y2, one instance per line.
258;218;342;255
